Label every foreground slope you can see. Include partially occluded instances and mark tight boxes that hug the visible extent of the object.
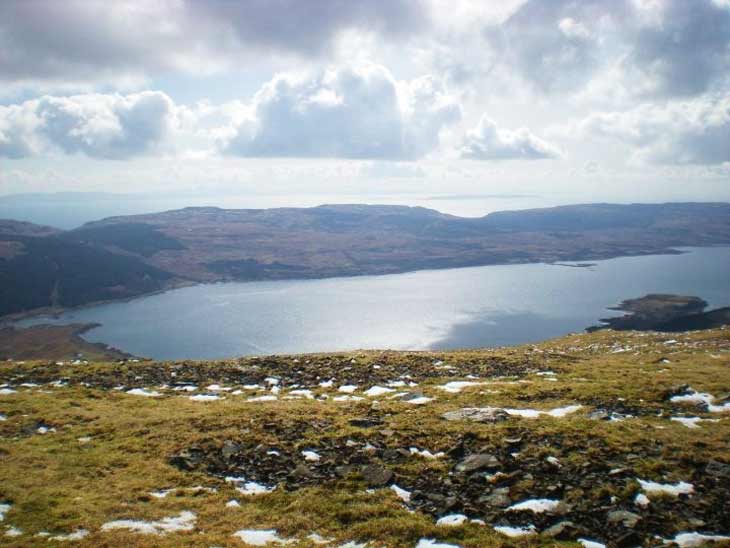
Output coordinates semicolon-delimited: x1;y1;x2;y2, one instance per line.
1;329;729;547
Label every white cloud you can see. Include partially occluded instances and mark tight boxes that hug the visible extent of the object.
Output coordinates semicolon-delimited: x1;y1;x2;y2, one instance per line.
460;116;562;160
0;91;175;159
221;64;461;160
570;94;730;164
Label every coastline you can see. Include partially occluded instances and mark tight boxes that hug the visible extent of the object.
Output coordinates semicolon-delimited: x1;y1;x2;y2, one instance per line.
0;246;697;326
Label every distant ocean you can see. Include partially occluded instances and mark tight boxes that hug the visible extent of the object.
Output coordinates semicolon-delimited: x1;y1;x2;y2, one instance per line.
0;192;555;229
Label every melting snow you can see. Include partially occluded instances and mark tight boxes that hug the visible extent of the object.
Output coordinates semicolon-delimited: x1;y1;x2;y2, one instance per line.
0;503;10;521
0;389;17;395
437;381;485;393
409;448;445;459
238;482;274;495
338;385;358;394
670;417;719;429
302;450;321;462
226;499;240;508
333;395;364;402
507;499;561;513
493;525;536;537
634;493;650;507
173;385;197;392
669;532;730;547
363;386;395;397
404;396;433;405
248;395;278;402
637;479;694;496
670;388;730;412
49;529;89;541
436;514;467;526
504;405;582;418
126;388;161;397
232;529;291;545
319;380;334;388
308;533;334;544
287;389;314;399
390;484;411;502
0;414;6;421
189;394;221;402
5;526;22;537
416;539;461;548
578;538;606;548
101;511;196;534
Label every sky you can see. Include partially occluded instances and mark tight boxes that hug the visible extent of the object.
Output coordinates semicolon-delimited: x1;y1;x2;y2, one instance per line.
1;0;730;208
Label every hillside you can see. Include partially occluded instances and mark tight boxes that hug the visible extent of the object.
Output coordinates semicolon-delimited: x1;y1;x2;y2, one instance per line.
2;202;730;318
0;328;729;546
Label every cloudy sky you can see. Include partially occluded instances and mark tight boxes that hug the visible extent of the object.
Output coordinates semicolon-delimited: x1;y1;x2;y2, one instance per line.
1;0;730;207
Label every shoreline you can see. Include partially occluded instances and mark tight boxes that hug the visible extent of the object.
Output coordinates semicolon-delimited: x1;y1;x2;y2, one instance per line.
1;246;699;326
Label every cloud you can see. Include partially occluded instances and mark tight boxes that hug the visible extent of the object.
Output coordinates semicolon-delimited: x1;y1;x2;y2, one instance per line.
0;0;427;86
572;94;730;165
483;0;730;98
483;0;627;94
460;116;562;160
624;0;730;97
0;91;175;159
221;64;461;160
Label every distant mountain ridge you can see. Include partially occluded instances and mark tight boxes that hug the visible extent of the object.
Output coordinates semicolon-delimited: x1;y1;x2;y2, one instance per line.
2;202;730;318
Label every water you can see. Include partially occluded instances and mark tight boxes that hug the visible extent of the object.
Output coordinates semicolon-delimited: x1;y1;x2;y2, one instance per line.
17;247;730;359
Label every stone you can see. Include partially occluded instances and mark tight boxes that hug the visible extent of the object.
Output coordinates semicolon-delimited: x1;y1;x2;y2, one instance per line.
221;440;240;459
706;460;730;480
441;407;509;423
607;510;641;528
544;521;579;539
455;453;501;473
361;464;393;487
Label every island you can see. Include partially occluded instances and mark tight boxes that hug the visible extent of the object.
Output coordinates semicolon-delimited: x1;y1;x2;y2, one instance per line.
589;294;730;332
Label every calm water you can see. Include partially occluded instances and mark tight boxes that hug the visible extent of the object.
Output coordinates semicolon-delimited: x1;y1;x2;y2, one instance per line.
18;247;730;359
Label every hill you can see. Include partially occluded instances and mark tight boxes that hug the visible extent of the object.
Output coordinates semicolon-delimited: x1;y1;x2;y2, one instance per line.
2;202;730;318
0;328;729;546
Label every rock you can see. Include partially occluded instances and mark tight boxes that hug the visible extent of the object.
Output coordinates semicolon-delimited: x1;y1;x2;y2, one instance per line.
441;407;509;423
615;530;642;548
221;440;240;459
544;520;579;539
361;464;393;487
706;460;730;480
607;510;641;528
289;464;313;479
588;409;610;420
169;447;205;471
481;491;511;508
455;453;501;473
349;418;383;428
662;384;690;400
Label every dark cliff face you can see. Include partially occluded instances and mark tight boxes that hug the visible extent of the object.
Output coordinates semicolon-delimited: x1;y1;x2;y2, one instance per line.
2;202;730;318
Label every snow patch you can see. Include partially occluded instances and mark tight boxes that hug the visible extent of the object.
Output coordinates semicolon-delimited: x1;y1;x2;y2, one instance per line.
507;498;561;513
189;394;221;402
669;532;730;547
437;381;485;393
364;386;395;397
101;511;196;535
416;539;461;548
493;525;536;537
232;529;292;545
390;484;411;503
637;479;694;496
436;514;467;526
126;388;161;397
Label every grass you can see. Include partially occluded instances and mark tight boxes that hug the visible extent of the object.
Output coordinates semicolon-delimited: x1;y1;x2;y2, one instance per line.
0;328;729;546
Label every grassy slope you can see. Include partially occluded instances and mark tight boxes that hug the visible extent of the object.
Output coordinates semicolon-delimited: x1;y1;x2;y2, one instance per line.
0;328;729;547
